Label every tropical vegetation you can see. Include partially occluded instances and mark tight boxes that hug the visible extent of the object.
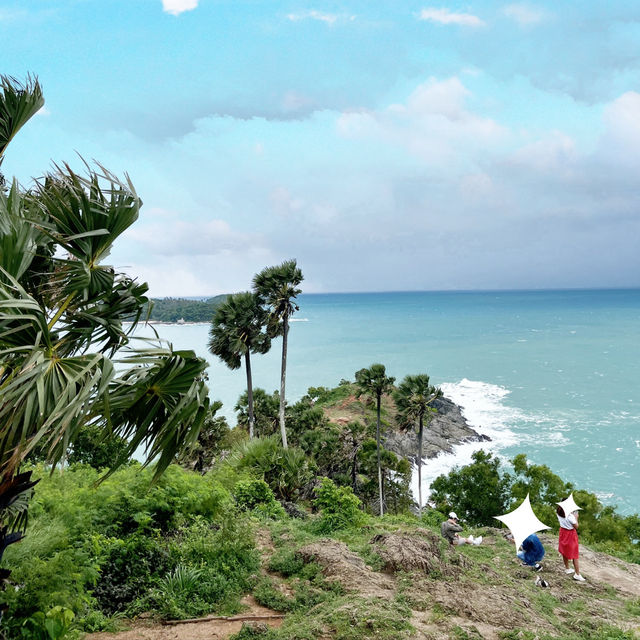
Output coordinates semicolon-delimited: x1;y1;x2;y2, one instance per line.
393;374;442;516
253;259;304;449
0;73;209;627
208;292;271;438
355;364;395;516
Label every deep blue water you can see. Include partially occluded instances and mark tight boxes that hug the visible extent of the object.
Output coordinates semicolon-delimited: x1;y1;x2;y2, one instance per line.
147;289;640;514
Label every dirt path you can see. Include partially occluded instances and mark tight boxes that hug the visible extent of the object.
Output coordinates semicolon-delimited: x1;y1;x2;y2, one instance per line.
579;548;640;596
85;597;282;640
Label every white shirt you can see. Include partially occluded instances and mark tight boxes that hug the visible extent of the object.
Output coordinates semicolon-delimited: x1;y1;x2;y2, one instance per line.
557;512;577;530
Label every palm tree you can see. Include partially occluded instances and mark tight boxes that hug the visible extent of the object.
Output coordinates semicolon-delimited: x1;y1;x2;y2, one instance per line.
252;259;303;449
355;364;395;516
0;75;210;596
393;374;442;516
208;292;270;439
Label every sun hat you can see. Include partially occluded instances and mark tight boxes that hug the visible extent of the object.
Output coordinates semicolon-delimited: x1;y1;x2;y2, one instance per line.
449;512;458;519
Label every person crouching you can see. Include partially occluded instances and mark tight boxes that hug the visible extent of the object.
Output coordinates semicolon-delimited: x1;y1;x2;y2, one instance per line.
517;533;545;571
441;512;483;546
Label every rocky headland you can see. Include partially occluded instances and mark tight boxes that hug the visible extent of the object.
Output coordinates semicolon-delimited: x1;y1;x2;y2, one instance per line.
383;395;490;463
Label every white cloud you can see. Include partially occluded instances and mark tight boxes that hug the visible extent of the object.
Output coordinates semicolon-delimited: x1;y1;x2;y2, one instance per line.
162;0;198;16
602;91;640;146
418;8;485;27
338;77;505;165
503;3;547;26
126;208;261;256
286;10;355;25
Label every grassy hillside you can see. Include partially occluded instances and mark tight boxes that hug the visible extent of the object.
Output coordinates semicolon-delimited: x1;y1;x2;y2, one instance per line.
6;463;639;640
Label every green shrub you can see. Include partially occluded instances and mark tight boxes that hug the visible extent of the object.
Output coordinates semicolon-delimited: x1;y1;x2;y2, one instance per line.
227;436;312;500
267;549;305;576
235;479;286;519
312;478;366;533
92;533;170;614
1;463;245;629
20;606;78;640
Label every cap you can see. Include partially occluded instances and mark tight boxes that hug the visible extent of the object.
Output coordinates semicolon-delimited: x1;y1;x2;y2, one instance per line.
448;512;458;519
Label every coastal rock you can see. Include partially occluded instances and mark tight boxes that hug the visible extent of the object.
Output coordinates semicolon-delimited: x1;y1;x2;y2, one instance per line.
383;395;489;463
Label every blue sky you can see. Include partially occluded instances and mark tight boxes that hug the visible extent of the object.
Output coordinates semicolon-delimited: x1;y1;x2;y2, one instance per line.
3;1;640;295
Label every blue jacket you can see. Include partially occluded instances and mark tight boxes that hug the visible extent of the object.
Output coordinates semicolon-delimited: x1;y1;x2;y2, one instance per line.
521;534;545;565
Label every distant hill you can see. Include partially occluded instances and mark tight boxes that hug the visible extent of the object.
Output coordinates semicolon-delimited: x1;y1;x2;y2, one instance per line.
146;294;229;322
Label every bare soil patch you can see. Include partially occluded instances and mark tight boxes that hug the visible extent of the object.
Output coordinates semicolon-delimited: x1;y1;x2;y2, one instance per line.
298;539;395;596
371;531;469;576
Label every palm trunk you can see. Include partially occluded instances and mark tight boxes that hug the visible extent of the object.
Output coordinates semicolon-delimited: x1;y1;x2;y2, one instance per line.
351;438;358;492
245;351;255;439
376;394;384;517
417;414;423;517
279;315;288;449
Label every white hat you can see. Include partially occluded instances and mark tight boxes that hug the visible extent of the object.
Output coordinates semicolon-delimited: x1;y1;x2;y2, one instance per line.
449;511;458;519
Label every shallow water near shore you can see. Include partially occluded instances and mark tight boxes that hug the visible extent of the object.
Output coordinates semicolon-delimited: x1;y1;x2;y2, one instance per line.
141;289;640;514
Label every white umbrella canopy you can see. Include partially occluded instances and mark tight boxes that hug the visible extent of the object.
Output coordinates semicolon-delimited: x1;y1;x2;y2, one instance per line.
494;494;551;550
556;493;582;517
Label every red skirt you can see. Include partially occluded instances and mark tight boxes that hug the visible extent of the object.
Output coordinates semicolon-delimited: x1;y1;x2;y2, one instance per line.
558;527;579;559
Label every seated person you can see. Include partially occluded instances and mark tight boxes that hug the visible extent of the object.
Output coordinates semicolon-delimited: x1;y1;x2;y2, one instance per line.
517;533;545;571
441;512;482;546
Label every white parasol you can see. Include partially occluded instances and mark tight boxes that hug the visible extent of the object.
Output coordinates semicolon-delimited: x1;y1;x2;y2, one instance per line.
494;494;551;550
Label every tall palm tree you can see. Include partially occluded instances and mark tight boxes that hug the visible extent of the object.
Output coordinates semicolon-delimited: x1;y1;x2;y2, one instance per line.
0;75;210;597
208;292;270;439
355;364;395;516
252;259;303;449
393;374;442;516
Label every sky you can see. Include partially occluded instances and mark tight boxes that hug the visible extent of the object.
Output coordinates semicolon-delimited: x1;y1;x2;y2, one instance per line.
2;0;640;295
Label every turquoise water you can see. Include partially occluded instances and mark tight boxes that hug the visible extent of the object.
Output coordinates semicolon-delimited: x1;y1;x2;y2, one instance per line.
147;289;640;514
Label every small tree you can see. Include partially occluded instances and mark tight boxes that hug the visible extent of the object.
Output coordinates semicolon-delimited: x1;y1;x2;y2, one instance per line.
430;450;512;525
235;388;279;437
252;259;303;448
393;374;442;516
355;364;395;516
208;292;270;439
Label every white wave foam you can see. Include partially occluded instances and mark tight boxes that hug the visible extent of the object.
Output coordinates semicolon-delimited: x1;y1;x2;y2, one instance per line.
411;378;521;504
290;318;309;322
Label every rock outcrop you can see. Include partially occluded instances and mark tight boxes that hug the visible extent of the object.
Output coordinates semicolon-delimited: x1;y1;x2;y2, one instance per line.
383;395;489;463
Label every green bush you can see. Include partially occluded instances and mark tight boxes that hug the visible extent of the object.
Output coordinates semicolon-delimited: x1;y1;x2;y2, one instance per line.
235;478;286;519
20;606;78;640
228;436;312;500
91;533;170;614
312;477;366;533
429;450;512;525
1;463;255;630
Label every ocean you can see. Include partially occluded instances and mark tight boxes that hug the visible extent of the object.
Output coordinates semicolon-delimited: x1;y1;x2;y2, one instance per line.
142;289;640;515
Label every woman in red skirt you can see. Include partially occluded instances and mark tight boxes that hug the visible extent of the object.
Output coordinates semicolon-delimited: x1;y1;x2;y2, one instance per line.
556;505;585;581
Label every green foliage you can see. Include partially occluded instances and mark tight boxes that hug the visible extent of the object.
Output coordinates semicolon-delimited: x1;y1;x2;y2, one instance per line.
313;478;366;533
511;455;638;550
430;450;512;525
234;478;286;519
1;463;258;630
178;401;230;472
66;424;130;469
92;533;170;614
209;291;271;371
228;435;313;500
235;389;280;437
20;606;77;640
427;450;639;557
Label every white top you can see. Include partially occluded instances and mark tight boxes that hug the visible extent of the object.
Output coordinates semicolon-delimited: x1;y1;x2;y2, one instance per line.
557;512;577;530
